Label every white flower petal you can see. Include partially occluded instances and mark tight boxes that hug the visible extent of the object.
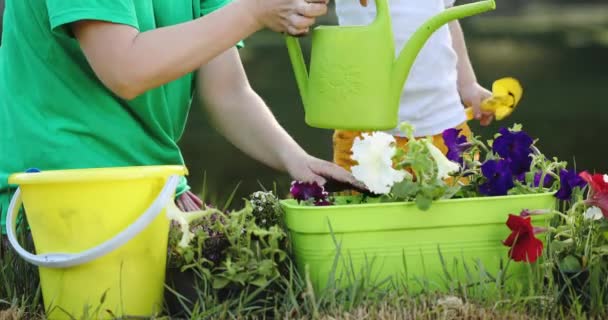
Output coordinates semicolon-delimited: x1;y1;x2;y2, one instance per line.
603;174;608;183
423;140;460;179
584;206;603;221
351;132;405;194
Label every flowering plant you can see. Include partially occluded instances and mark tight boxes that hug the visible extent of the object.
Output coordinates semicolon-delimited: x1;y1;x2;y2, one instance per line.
167;191;288;294
543;171;608;273
290;123;563;210
288;123;608;273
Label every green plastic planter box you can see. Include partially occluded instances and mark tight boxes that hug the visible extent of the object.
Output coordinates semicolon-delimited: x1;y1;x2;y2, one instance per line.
280;193;555;292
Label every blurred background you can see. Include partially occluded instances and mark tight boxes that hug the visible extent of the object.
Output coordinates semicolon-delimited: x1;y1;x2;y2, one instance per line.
2;0;607;204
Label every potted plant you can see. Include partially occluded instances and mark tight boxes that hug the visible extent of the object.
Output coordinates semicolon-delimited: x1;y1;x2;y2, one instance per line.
280;123;576;292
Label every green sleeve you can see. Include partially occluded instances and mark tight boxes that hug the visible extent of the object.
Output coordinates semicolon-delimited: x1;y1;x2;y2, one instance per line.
175;176;191;198
46;0;139;36
200;0;245;48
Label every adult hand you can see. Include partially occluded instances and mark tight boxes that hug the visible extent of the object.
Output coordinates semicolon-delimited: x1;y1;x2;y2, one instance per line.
246;0;370;36
245;0;327;36
286;152;367;190
461;82;493;126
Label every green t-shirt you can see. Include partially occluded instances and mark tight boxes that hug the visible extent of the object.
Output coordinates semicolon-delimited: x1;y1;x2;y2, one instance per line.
0;0;242;233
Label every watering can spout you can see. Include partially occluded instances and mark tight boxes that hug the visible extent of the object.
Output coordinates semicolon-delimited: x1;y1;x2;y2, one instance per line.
392;0;496;98
286;37;309;109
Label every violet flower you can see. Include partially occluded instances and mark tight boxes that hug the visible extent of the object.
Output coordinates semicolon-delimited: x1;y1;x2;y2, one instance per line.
492;128;533;176
290;181;331;206
442;128;471;164
555;169;587;201
479;159;515;196
533;171;554;188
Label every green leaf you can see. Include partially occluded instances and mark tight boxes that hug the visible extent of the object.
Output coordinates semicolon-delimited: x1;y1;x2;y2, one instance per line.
213;278;230;289
559;255;582;273
258;259;274;276
415;194;433;211
393;147;406;161
251;276;269;287
183;250;194;264
442;185;461;199
510;123;523;132
524;171;535;185
550;239;574;252
391;180;418;199
593;245;608;255
233;273;249;283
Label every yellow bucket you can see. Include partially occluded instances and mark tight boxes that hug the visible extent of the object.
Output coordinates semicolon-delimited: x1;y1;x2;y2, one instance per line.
6;165;187;319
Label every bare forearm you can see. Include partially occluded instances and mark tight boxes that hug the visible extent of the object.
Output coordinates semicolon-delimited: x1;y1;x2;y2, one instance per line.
449;21;477;90
196;48;359;186
204;88;305;172
74;0;261;99
123;2;259;94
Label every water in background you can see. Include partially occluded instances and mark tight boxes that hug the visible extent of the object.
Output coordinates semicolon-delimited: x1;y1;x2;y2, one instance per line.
180;4;608;204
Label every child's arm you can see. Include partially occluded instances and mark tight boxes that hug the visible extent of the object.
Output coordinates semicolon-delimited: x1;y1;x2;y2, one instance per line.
195;47;362;187
71;0;329;100
448;20;493;126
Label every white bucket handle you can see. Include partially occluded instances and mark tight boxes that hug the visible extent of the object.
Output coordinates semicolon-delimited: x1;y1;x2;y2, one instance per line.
6;174;180;268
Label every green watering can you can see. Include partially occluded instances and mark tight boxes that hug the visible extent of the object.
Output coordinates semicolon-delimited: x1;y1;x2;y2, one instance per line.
286;0;496;130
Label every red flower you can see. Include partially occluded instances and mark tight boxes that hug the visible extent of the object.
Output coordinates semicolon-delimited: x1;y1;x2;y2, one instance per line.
503;214;544;263
579;171;608;218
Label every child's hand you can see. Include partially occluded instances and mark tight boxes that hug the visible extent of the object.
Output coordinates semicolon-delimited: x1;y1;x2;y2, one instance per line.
460;82;493;126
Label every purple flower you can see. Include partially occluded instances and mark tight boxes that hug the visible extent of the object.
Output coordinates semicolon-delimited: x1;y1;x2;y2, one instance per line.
479;159;515;196
442;128;471;163
492;128;533;176
555;169;587;200
533;171;554;188
290;181;330;205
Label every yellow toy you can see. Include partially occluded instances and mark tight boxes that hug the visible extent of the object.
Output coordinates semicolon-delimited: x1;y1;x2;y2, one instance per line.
465;77;523;121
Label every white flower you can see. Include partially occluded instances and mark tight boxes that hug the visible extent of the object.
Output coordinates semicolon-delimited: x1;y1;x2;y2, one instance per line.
604;174;608;183
422;139;460;180
167;204;220;248
351;132;406;194
584;206;603;221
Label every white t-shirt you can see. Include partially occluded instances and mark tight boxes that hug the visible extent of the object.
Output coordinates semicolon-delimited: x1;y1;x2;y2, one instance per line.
335;0;465;137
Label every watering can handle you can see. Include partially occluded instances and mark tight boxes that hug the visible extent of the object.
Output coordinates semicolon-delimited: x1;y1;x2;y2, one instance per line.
5;175;180;268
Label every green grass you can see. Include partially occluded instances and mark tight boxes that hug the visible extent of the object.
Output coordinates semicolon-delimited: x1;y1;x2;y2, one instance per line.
4;248;600;319
0;246;606;319
2;193;607;320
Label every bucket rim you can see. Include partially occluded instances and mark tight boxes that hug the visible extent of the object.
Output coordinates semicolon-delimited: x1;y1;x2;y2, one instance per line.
8;165;187;185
